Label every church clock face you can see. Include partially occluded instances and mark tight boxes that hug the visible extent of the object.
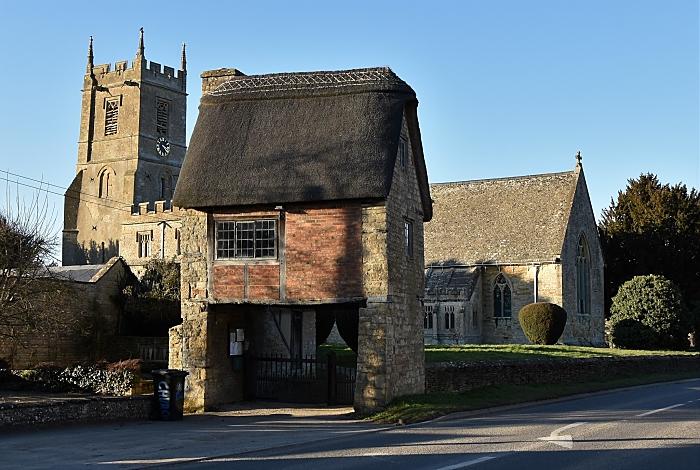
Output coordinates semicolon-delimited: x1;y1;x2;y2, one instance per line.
156;137;171;157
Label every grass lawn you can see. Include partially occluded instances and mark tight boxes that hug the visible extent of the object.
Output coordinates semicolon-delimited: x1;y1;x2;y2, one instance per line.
424;344;699;363
319;343;698;365
371;371;700;424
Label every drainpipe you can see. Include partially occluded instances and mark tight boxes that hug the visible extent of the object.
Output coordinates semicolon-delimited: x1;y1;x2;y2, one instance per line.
159;221;166;259
533;264;540;303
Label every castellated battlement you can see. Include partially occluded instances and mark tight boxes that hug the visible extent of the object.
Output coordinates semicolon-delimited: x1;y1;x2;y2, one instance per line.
131;200;183;217
144;60;185;80
91;59;185;83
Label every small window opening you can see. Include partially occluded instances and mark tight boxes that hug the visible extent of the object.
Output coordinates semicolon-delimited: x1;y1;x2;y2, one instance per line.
156;98;169;137
105;98;119;135
137;231;152;258
404;219;414;258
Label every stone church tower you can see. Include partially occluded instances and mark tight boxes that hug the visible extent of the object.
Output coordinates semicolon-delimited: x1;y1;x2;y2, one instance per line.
62;30;187;265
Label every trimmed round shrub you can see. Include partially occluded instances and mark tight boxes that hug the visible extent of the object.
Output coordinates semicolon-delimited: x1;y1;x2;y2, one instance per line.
609;275;689;349
518;302;568;345
608;318;658;349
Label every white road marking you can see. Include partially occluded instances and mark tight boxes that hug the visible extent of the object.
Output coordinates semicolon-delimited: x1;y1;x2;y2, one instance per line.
433;455;498;470
98;457;204;465
537;422;587;449
636;402;687;417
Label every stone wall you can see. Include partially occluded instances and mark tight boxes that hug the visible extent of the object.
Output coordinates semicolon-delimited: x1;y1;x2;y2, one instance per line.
201;68;246;95
425;356;700;393
480;263;561;344
355;116;426;412
120;203;183;277
0;395;152;428
560;167;605;345
173;209;211;412
0;262;126;369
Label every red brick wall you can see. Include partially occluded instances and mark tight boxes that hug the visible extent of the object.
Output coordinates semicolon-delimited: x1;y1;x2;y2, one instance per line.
212;265;245;299
211;204;363;302
285;204;363;300
248;265;280;299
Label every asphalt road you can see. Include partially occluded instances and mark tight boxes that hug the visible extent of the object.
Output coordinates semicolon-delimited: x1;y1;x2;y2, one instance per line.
1;378;698;469
183;378;700;470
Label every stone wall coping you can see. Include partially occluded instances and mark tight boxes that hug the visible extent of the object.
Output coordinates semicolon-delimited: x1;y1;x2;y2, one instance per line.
0;394;151;411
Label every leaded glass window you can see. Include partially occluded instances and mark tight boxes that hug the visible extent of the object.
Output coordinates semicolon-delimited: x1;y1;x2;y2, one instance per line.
216;219;277;259
493;273;512;318
444;305;455;330
424;305;434;329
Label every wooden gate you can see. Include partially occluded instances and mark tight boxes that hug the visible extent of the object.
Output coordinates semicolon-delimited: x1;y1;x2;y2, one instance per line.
246;352;355;405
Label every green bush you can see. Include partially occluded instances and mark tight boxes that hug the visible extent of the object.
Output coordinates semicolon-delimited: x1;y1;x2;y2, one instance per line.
518;302;568;345
120;259;181;336
608;275;690;349
608;318;658;349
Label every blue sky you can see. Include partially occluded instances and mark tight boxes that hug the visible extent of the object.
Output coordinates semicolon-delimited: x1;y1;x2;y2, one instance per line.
0;0;698;249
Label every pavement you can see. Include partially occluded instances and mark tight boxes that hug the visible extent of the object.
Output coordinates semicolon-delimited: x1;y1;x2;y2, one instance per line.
1;379;699;469
0;402;377;469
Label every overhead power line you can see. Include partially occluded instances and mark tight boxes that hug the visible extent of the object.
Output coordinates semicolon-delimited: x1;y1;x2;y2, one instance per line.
1;170;179;225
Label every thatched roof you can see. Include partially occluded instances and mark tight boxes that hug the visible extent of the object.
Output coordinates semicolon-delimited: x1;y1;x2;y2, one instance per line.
425;168;581;265
174;67;432;220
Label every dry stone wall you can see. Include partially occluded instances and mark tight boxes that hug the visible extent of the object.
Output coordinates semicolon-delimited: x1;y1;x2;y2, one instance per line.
426;356;700;393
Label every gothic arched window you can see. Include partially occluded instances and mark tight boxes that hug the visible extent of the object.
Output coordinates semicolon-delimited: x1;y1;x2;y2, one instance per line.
444;305;455;330
576;234;591;315
493;273;512;318
98;167;115;199
423;305;434;329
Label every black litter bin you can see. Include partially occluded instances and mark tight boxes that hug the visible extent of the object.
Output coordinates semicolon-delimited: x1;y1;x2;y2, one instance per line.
152;369;189;421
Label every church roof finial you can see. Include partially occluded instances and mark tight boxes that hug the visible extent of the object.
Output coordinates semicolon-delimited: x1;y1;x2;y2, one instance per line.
575;150;582;167
136;27;145;59
87;36;94;74
180;42;187;71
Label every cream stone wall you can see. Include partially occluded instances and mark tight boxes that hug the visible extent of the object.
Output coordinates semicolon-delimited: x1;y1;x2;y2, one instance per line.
171;209;210;411
480;264;561;343
120;202;182;276
561;168;605;345
355;116;426;412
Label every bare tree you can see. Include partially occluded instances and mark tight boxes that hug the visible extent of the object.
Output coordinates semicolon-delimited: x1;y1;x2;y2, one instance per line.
0;188;66;342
